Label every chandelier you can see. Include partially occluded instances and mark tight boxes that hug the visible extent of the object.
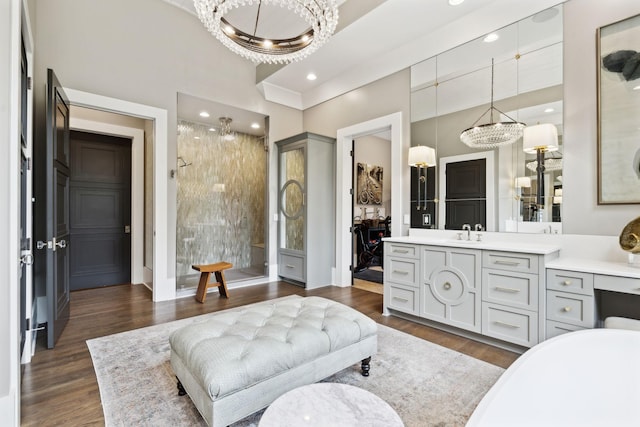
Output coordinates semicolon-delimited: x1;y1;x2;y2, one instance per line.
218;117;235;141
193;0;339;64
460;59;525;149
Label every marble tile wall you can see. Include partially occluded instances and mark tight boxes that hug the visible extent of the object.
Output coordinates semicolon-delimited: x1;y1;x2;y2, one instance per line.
176;120;266;289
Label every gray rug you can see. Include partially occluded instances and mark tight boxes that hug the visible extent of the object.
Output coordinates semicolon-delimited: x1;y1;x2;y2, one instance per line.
87;309;504;427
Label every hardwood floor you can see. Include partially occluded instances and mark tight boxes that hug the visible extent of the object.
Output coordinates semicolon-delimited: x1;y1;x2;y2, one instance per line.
20;282;519;426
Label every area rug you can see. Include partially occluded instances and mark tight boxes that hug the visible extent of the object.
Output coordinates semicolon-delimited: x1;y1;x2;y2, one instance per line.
87;307;504;427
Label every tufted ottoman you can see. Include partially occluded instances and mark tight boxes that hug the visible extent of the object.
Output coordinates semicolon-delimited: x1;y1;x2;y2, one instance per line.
169;295;378;427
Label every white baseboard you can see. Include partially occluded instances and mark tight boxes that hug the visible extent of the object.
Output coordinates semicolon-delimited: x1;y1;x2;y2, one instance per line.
0;391;18;427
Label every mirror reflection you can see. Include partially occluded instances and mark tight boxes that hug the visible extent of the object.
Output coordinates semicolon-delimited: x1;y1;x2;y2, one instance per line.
410;4;563;234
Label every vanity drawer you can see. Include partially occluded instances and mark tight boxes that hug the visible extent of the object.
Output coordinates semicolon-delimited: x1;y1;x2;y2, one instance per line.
386;243;419;259
546;320;586;340
546;269;594;296
482;302;538;347
594;274;640;295
546;290;595;328
385;284;419;315
279;253;305;282
482;251;538;274
482;269;538;311
385;258;419;287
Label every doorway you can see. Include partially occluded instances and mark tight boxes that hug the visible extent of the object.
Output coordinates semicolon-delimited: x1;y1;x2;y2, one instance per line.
69;130;132;290
352;133;391;294
336;112;404;287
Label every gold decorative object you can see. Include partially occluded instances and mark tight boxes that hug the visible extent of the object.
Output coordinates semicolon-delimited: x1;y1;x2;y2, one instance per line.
619;216;640;253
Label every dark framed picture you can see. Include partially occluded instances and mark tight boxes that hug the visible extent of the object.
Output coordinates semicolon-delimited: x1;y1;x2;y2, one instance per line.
356;163;383;205
597;13;640;204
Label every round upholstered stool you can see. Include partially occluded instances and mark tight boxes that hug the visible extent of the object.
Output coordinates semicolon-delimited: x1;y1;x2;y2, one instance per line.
604;316;640;331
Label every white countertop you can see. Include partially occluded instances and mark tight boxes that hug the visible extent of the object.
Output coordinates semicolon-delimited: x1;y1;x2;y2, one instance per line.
467;329;640;427
546;257;640;278
384;236;561;255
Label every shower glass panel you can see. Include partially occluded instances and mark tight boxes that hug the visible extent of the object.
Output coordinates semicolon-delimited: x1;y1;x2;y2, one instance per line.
176;107;268;291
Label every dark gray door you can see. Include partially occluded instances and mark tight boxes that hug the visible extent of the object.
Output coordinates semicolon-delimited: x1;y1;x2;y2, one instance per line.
19;38;29;355
35;69;71;349
69;131;131;290
445;159;486;230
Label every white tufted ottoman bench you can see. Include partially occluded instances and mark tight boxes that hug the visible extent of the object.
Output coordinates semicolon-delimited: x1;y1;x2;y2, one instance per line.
169;295;378;427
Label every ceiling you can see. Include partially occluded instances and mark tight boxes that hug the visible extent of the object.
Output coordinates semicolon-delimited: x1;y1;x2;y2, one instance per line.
165;0;565;113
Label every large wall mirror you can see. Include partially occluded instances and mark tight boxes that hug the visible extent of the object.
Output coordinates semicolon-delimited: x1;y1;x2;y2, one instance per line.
410;4;563;234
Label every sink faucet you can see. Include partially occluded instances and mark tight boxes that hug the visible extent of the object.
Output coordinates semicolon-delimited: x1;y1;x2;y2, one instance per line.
462;224;471;241
474;224;483;232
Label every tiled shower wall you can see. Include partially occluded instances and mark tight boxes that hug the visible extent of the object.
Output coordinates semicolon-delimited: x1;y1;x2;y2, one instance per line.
176;120;266;289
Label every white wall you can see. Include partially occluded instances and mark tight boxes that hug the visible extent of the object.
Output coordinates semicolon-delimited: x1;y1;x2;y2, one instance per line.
563;0;640;235
30;0;304;288
303;69;412;227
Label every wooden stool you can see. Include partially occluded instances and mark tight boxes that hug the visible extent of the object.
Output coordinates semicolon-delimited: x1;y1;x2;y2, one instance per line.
192;262;233;303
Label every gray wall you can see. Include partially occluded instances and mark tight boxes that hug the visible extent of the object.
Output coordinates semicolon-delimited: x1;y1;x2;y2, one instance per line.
563;0;640;235
29;0;304;283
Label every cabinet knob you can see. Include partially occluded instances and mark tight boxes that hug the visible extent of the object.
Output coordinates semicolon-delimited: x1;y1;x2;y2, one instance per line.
562;280;571;286
562;306;572;312
443;282;452;290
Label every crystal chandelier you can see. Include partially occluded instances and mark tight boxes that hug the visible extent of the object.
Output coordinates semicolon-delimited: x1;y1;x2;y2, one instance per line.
460;59;525;149
218;117;235;141
193;0;339;64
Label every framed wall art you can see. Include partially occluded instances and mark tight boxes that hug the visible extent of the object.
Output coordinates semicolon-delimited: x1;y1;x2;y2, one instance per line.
597;13;640;204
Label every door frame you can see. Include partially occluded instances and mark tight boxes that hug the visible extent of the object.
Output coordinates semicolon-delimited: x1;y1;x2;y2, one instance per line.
438;151;495;231
64;88;173;301
336;112;404;287
69;118;144;285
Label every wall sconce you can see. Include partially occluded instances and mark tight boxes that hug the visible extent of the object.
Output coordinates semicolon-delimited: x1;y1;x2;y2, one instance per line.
408;146;436;210
523;124;558;222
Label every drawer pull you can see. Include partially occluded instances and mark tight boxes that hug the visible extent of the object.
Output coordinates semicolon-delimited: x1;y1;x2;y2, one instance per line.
494;260;521;267
443;282;452;290
393;270;409;275
393;249;409;254
494;320;520;329
562;280;572;286
393;296;409;302
286;264;295;269
494;286;520;293
562;306;572;312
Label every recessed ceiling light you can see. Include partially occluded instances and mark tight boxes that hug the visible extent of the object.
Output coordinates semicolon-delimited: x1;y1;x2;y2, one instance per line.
449;0;465;5
633;85;640;91
544;108;555;113
251;123;260;129
199;111;210;118
483;33;499;43
307;73;317;81
208;128;216;132
194;136;200;140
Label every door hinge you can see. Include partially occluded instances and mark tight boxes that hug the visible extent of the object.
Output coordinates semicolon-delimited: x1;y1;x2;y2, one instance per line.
27;157;32;171
349;265;354;271
349;150;353;157
349;226;354;233
349;188;353;195
27;76;32;90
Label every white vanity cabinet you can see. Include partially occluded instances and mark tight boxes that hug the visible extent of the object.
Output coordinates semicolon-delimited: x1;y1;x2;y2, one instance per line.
383;238;560;350
420;246;481;333
481;252;540;347
545;269;597;339
383;243;420;315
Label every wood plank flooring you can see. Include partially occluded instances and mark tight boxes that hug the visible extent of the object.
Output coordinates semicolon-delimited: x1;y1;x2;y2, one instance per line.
20;282;519;426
